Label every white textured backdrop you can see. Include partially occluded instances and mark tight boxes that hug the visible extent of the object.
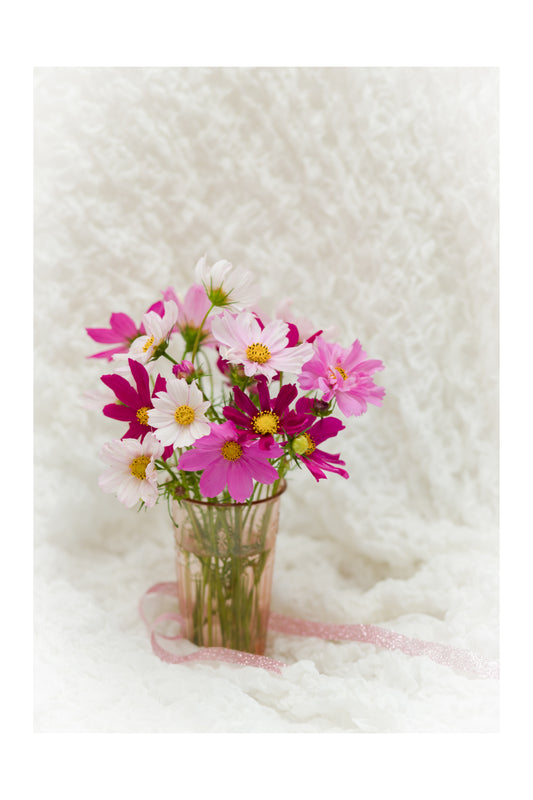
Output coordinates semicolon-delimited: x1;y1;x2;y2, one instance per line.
34;66;499;732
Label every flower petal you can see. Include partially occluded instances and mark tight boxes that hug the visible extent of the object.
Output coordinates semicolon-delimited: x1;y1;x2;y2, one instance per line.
226;459;254;502
88;345;129;361
272;382;298;414
308;416;345;446
86;327;124;344
110;312;138;340
200;461;229;497
178;448;216;472
223;406;251;428
233;385;261;417
117;477;145;508
100;373;140;407
129;358;151;405
103;403;135;422
166;378;190;406
189;420;211;439
242;453;279;485
261;319;289;352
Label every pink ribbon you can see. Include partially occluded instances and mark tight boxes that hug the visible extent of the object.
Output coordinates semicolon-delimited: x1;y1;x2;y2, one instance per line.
140;582;499;680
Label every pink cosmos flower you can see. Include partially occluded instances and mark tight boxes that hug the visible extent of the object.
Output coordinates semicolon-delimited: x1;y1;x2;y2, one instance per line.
177;421;283;502
250;311;321;382
211;310;314;381
127;301;179;364
298;337;385;417
289;399;349;482
86;301;164;361
98;433;164;508
163;284;215;350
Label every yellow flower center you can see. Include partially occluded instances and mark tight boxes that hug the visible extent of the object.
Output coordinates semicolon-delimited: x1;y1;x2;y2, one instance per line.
142;335;155;353
293;432;316;456
129;455;151;480
252;410;279;436
136;406;150;425
222;440;243;461
335;365;348;380
174;405;195;425
246;343;271;364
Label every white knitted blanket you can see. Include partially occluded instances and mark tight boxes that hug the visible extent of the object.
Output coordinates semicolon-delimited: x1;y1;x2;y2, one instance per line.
34;67;499;732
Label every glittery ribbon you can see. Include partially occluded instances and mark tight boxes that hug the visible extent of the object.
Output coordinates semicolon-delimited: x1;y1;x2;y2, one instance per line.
140;582;499;679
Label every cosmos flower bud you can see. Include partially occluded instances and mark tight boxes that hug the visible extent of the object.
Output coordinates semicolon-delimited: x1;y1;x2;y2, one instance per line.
311;398;330;415
172;360;196;381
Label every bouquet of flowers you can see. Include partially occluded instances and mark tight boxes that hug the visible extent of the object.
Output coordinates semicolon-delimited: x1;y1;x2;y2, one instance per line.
86;256;385;654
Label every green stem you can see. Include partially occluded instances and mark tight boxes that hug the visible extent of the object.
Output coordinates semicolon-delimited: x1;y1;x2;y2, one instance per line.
175;491;281;653
198;350;215;404
156;459;177;479
160;351;179;365
191;303;215;366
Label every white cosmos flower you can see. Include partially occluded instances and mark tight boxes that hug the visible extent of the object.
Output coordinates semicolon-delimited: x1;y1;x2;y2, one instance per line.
195;255;259;309
127;300;179;364
211;310;314;381
147;378;211;448
98;433;164;508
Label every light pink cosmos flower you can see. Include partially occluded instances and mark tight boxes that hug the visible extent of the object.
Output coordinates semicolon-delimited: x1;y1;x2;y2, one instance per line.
163;284;215;349
195;255;258;310
298;337;385;417
148;378;211;448
127;301;179;364
211;310;314;381
178;421;283;502
98;433;164;508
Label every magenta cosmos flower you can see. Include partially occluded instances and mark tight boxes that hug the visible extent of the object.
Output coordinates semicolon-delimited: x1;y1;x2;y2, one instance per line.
211;310;314;381
178;421;283;502
223;377;313;450
289;399;349;482
98;433;164;508
298;337;385;417
86;301;164;361
100;358;171;448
